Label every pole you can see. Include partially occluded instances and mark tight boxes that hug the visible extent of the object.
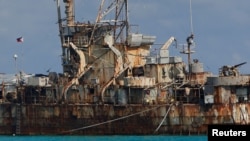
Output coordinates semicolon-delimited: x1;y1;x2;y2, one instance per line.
13;54;18;84
189;0;193;34
13;54;18;74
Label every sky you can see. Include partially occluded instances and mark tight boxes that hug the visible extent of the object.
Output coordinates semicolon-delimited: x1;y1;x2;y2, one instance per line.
0;0;250;75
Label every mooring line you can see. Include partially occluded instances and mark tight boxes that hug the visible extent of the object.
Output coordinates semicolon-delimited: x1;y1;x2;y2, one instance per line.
62;105;168;134
154;103;173;134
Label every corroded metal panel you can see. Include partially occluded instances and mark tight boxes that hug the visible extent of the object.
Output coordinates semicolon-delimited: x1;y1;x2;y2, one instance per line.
157;90;169;104
126;46;150;67
168;105;181;126
0;103;250;135
214;86;231;104
207;76;250;86
144;64;158;79
123;77;155;87
190;72;210;85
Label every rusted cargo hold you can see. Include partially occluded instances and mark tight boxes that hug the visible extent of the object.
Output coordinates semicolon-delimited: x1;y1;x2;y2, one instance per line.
0;0;250;135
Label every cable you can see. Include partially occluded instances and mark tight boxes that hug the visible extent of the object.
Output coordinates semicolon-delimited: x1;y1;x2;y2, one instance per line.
62;105;168;134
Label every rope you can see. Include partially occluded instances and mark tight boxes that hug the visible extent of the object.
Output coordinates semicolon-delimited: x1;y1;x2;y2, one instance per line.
62;105;167;134
154;103;173;134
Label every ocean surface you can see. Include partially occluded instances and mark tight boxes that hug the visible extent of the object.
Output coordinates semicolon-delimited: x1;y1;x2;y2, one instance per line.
0;135;207;141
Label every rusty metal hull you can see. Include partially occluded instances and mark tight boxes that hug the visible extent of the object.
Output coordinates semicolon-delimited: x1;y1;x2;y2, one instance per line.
0;103;249;135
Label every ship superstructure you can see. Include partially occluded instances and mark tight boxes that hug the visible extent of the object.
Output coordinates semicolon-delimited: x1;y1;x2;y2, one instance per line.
0;0;249;135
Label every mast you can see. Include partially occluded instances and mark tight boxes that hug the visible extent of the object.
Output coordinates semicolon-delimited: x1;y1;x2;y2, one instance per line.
188;0;194;73
125;0;129;43
189;0;194;34
93;0;128;43
64;0;75;26
56;0;67;68
56;0;64;46
181;0;195;74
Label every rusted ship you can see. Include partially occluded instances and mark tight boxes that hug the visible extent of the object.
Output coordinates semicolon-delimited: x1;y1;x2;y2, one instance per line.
0;0;249;135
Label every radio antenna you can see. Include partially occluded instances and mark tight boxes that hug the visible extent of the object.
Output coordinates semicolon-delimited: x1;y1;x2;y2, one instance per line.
189;0;194;34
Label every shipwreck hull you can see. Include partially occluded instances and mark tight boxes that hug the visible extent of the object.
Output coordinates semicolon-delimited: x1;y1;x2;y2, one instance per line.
1;0;250;136
0;103;249;135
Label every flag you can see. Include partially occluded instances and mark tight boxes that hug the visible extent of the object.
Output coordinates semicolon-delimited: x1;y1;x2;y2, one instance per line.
16;37;24;43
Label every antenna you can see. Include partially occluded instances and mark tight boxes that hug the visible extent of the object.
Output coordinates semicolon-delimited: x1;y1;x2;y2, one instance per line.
180;0;195;74
186;0;194;74
189;0;194;34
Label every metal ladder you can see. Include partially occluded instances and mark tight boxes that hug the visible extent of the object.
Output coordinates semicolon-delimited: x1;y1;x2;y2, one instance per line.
16;104;21;135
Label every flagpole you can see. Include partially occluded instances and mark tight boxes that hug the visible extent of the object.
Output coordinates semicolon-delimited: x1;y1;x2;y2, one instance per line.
20;37;23;73
13;54;19;84
13;54;18;74
16;36;24;73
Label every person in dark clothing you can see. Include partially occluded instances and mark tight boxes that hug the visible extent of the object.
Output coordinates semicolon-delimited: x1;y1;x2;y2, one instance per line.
186;34;194;47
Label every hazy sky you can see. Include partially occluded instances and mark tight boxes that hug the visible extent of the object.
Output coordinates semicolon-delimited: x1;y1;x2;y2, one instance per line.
0;0;250;75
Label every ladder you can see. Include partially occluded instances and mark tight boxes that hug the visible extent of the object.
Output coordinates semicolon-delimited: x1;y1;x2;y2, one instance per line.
16;104;21;135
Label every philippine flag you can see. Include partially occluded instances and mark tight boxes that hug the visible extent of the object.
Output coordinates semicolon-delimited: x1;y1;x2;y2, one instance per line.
16;37;24;43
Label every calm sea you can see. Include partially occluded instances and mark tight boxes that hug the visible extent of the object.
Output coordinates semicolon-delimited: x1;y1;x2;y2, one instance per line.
0;135;207;141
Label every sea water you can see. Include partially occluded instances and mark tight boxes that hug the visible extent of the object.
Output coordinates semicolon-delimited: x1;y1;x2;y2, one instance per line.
0;135;207;141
